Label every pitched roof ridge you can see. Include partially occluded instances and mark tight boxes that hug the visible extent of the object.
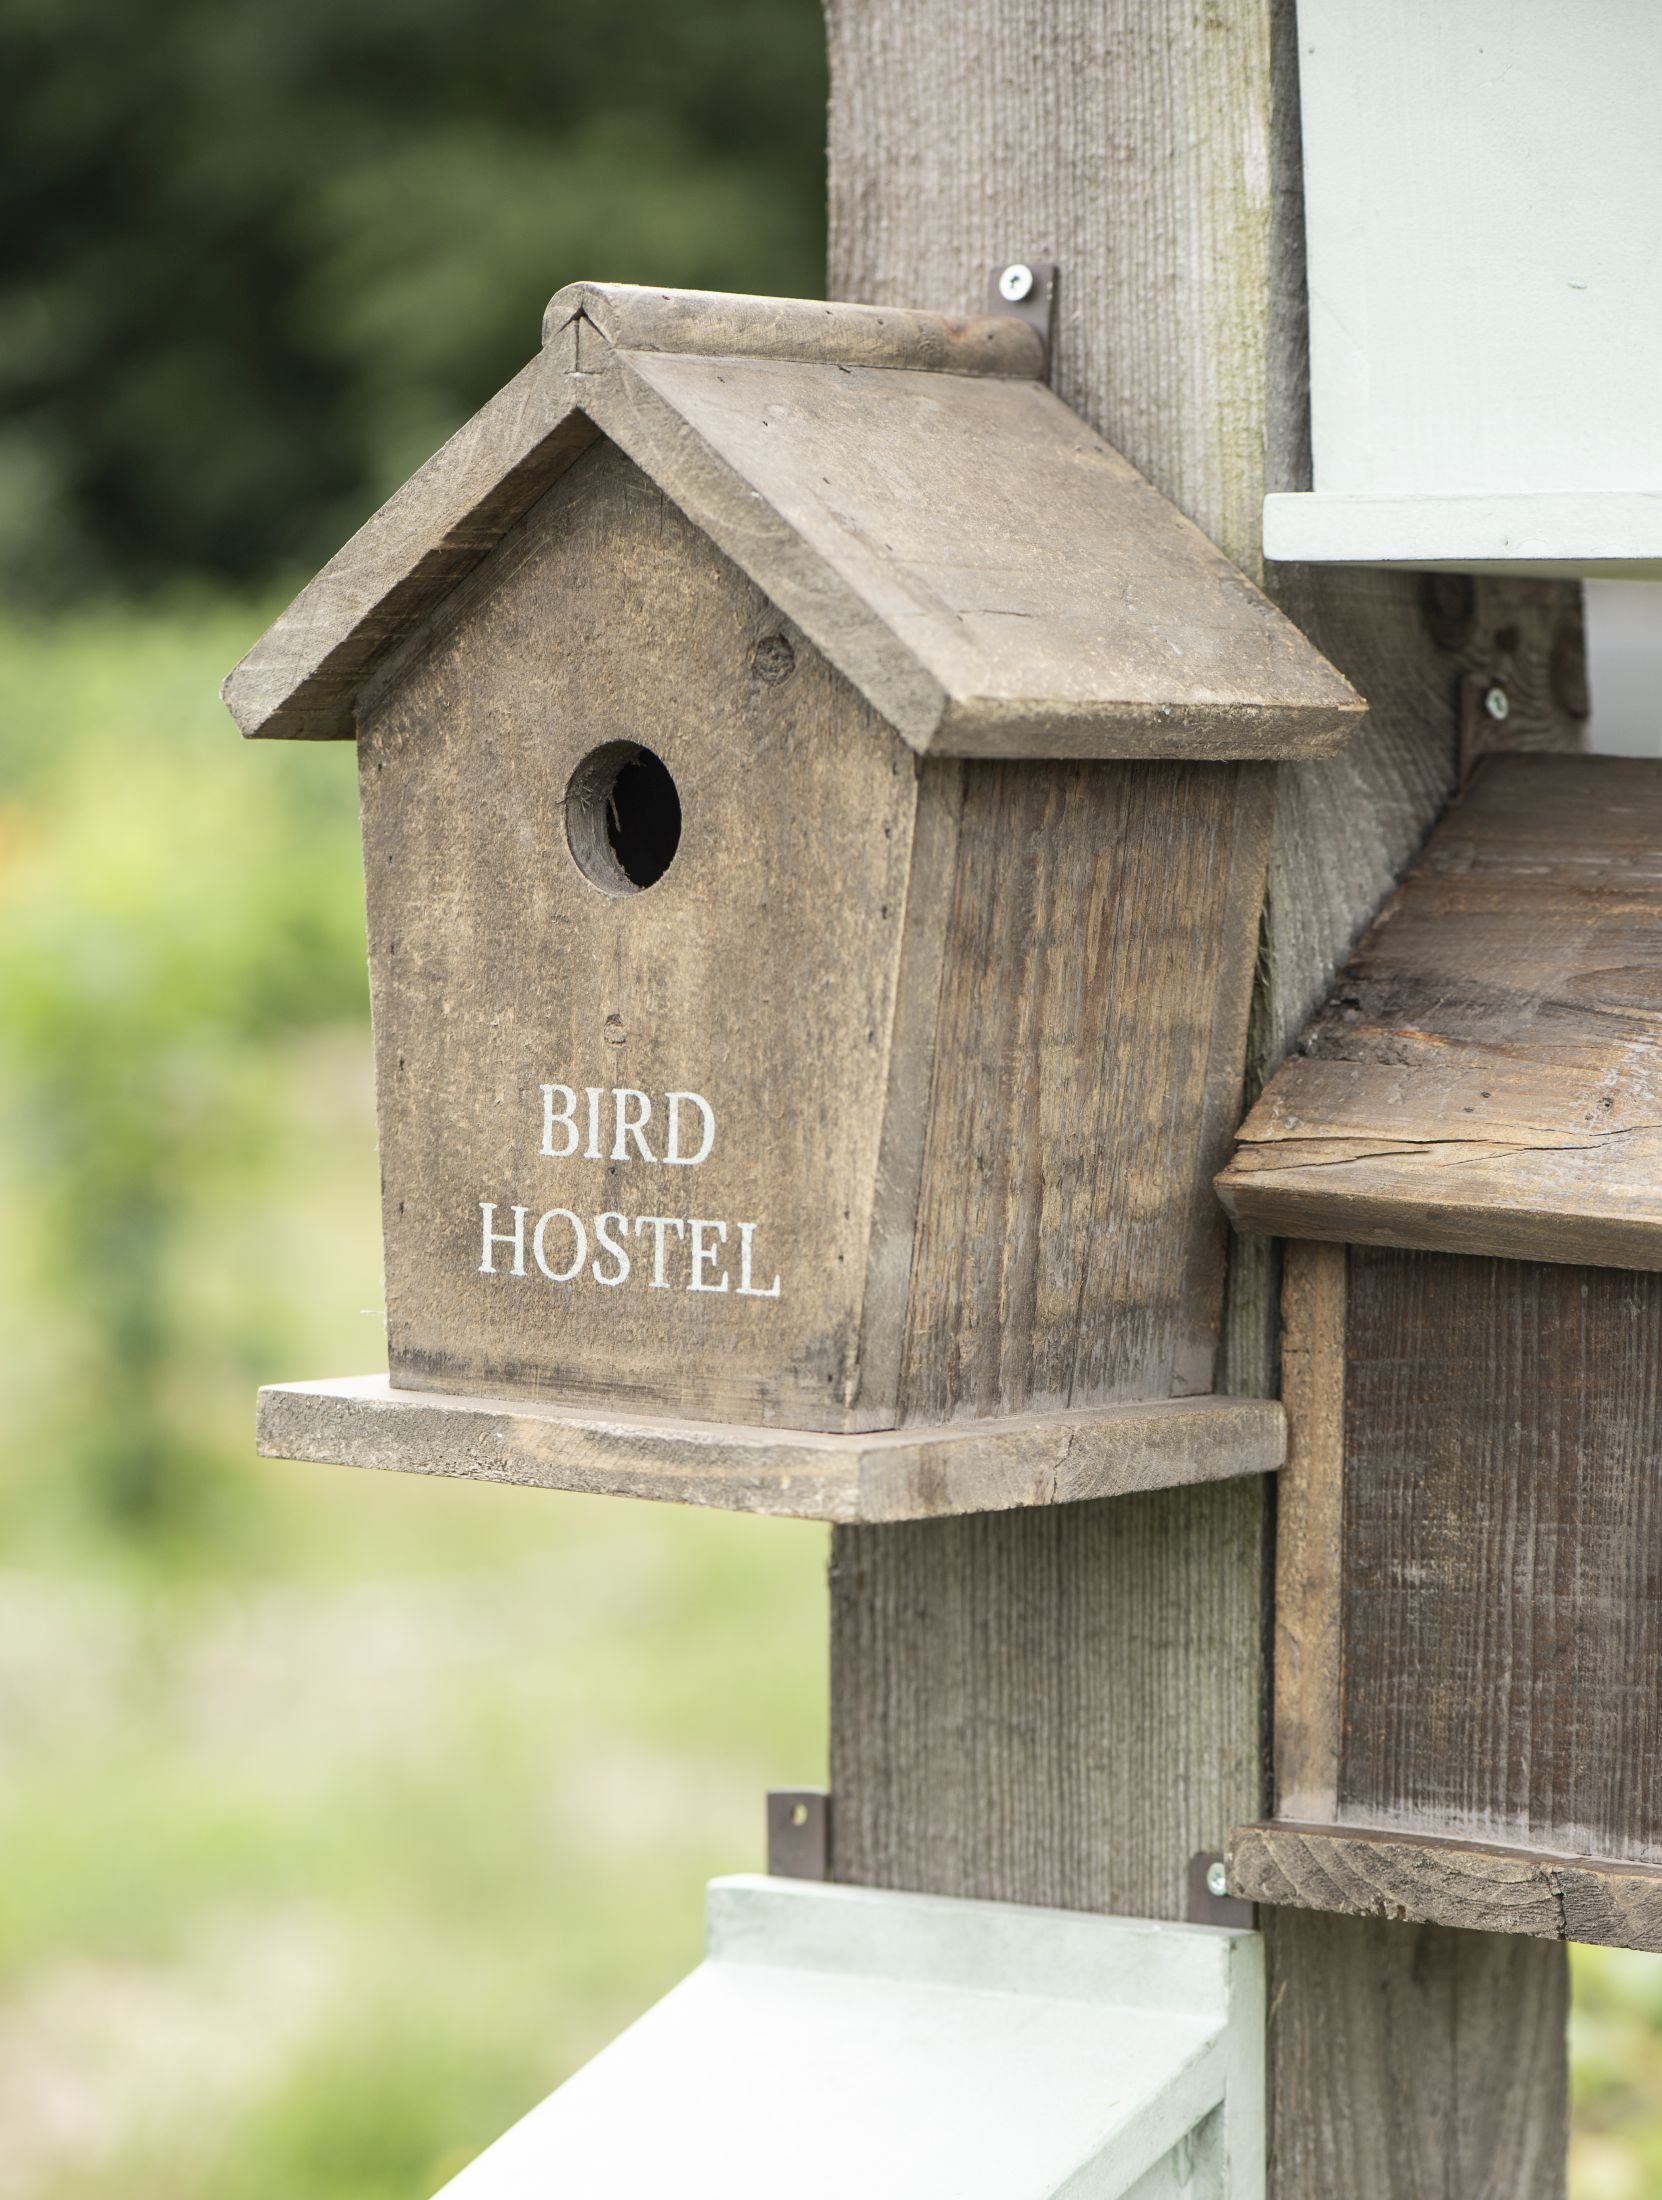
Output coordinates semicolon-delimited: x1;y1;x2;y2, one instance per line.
541;280;1046;381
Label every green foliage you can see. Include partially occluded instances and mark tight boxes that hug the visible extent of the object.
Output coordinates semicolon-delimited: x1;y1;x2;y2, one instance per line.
0;598;370;1536
0;603;828;2198
1572;1948;1662;2196
0;0;825;600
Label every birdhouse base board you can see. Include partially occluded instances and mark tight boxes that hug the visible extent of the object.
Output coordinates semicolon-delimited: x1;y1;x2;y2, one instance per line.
1228;1822;1662;1955
255;1374;1285;1524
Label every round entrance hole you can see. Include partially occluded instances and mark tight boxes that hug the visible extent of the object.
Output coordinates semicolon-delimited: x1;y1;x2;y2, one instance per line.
564;742;682;894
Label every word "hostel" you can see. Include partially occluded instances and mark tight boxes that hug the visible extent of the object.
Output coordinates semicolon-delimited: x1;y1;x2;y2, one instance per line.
475;1080;783;1300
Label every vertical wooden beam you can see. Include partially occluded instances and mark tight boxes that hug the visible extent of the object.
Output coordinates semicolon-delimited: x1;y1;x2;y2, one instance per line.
1273;1242;1345;1825
822;1;1582;2192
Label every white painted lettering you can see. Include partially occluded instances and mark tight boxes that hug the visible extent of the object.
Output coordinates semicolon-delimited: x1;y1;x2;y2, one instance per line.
688;1218;730;1293
664;1090;715;1167
591;1211;631;1287
540;1084;579;1159
583;1087;603;1161
633;1215;687;1287
479;1201;528;1277
611;1089;655;1162
735;1221;782;1299
532;1208;587;1283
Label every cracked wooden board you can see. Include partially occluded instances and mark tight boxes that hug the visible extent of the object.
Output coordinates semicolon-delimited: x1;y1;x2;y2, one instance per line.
255;1376;1285;1524
1229;1822;1662;1953
1216;753;1662;1269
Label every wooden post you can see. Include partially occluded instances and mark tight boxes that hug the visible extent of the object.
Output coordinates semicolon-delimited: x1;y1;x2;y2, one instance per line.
822;2;1584;2191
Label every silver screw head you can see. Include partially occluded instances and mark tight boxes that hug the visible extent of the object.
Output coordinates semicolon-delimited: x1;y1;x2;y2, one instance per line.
1484;682;1512;722
998;262;1037;304
1205;1860;1230;1899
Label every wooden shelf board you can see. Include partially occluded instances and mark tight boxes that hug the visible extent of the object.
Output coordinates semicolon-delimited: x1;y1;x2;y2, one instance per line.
1228;1820;1662;1954
256;1375;1285;1525
1218;755;1662;1270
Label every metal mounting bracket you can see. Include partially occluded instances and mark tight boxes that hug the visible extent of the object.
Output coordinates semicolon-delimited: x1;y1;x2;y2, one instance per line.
987;259;1059;372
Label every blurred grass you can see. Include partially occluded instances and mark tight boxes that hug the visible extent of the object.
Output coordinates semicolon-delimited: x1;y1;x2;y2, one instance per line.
0;602;826;2197
0;599;1656;2192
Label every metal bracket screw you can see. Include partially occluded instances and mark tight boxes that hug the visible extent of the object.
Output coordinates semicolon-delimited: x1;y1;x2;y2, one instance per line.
767;1788;831;1881
986;259;1059;372
1187;1851;1256;1928
1484;682;1512;722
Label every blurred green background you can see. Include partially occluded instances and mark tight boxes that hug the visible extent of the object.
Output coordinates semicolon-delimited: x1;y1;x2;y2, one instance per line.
0;2;1654;2193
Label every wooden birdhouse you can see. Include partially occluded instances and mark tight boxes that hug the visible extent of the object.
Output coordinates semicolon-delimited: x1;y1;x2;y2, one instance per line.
1265;0;1662;577
1219;754;1662;1951
229;281;1361;1524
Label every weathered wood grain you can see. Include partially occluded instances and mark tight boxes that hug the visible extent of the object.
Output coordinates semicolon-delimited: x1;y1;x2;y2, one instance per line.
897;758;1275;1420
542;278;1046;374
1273;1243;1345;1822
1220;755;1662;1268
823;3;1581;2194
257;1376;1285;1525
358;430;1283;1441
1232;1823;1662;1954
221;369;596;742
1261;1906;1568;2196
228;280;1363;758
1339;1248;1662;1863
359;436;923;1432
618;347;1363;762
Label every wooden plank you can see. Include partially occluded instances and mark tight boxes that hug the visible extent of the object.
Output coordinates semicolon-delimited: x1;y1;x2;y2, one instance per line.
228;281;1363;760
222;365;597;741
1219;754;1662;1268
896;759;1275;1420
1339;1248;1662;1863
621;348;1364;762
1261;1906;1569;2196
359;436;928;1433
543;279;1047;375
1273;1243;1345;1822
822;3;1584;2195
255;1377;1286;1526
1232;1823;1662;1954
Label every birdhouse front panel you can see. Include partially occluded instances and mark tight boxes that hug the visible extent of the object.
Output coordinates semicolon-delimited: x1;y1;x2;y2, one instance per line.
358;435;924;1431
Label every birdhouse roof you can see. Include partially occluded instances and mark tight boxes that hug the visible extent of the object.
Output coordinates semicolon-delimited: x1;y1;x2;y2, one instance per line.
223;282;1363;760
1216;754;1662;1270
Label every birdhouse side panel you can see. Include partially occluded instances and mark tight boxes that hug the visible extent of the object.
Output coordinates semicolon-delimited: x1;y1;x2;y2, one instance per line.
896;757;1274;1421
1338;1246;1662;1865
356;437;925;1431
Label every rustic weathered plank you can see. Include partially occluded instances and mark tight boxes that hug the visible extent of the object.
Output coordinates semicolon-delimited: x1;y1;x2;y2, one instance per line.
1273;1243;1345;1822
1262;1907;1569;2197
256;1377;1285;1526
359;436;927;1432
822;3;1582;2195
897;758;1275;1420
1338;1247;1662;1863
1232;1823;1662;1954
1220;755;1662;1267
227;280;1363;758
542;278;1047;374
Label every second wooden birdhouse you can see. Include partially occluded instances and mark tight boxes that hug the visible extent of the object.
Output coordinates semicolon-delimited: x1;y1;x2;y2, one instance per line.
1221;753;1662;1950
229;281;1360;1518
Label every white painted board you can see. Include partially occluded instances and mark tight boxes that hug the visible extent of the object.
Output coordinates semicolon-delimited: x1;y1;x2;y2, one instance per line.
1268;0;1662;574
434;1877;1265;2200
